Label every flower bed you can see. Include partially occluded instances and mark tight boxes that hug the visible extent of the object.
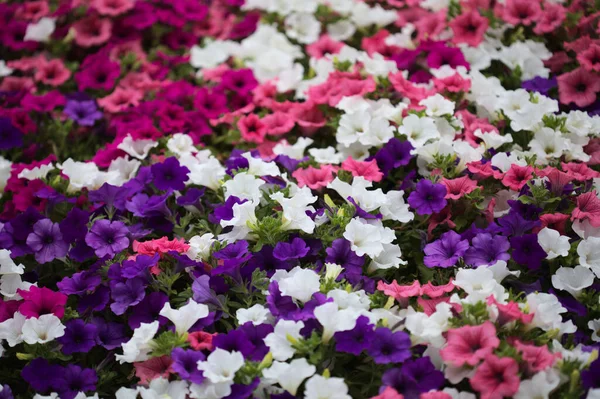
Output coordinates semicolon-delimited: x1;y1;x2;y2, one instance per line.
1;0;600;398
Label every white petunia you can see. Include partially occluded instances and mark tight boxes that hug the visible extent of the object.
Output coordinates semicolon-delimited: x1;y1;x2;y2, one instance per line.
0;311;26;347
262;358;316;395
538;228;570;259
277;267;321;303
117;135;158;160
343;218;395;258
197;348;244;384
514;369;561;399
303;375;351;399
24;17;56;42
223;172;265;203
22;314;65;344
264;320;304;361
419;94;455;117
159;300;209;334
167;133;195;157
116;321;159;363
139;378;188;399
398;114;440;148
551;266;594;298
314;302;365;343
187;233;216;261
236;304;272;326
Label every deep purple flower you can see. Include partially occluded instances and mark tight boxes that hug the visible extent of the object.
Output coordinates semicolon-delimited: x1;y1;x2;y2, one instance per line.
266;281;298;319
21;358;62;392
151;157;190;191
172;348;206;384
64;100;103;126
121;254;159;279
0;384;13;399
335;316;375;355
213;329;256;359
325;239;364;274
126;193;173;218
57;271;102;296
128;291;169;329
212;196;247;224
273;238;310;261
522;76;557;96
510;234;547;269
55;365;97;399
464;233;511;266
89;183;130;211
85;219;130;258
368;327;412;364
59;208;90;244
191;275;222;308
26;219;69;264
58;320;98;355
238;322;273;361
92;318;128;350
382;358;444;399
375;138;414;175
408;180;447;215
0;117;23;150
176;187;205;210
423;230;469;268
220;69;258;94
110;277;146;315
497;211;540;236
582;358;600;389
212;241;252;275
77;285;110;314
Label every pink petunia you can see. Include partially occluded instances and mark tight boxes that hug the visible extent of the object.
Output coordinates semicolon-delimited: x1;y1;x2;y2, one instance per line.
238;114;267;144
557;67;600;108
450;11;489;47
470;355;520;399
93;0;135;16
97;88;143;113
440;176;479;200
501;164;534;191
188;331;215;351
514;340;559;374
370;387;404;399
377;280;421;300
571;191;600;227
292;165;336;190
34;59;71;87
439;321;500;367
341;157;383;182
134;356;173;384
73;16;113;47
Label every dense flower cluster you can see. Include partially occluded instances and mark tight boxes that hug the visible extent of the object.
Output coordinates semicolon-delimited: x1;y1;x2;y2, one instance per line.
2;0;600;398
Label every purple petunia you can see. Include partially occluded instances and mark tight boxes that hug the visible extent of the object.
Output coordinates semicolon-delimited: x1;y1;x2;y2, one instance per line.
63;100;103;126
374;138;414;176
58;319;98;355
510;234;547;269
408;179;447;215
110;277;146;315
273;237;310;261
423;230;469;268
367;327;412;364
0;117;23;150
26;219;69;264
464;233;511;267
151;157;190;191
85;219;130;258
171;348;206;384
335;315;375;355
